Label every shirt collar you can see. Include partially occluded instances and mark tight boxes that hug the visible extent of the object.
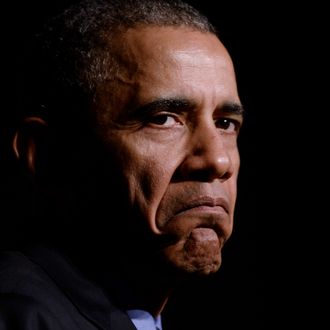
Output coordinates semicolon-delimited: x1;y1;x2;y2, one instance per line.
126;309;162;330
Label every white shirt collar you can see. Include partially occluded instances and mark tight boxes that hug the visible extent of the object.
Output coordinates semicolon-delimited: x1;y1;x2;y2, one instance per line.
126;309;162;330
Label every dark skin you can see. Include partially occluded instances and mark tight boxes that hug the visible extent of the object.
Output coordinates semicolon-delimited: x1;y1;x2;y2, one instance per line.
14;26;243;317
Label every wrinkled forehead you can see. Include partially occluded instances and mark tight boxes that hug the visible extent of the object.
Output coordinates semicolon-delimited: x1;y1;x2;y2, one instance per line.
112;25;234;71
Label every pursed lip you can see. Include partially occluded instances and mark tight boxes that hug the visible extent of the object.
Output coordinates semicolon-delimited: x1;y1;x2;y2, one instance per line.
176;195;230;216
165;195;231;240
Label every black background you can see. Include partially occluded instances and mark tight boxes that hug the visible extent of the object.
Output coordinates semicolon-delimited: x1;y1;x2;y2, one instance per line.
0;0;327;329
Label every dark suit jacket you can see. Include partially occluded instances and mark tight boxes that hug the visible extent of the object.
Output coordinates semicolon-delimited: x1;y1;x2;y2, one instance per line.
0;246;137;330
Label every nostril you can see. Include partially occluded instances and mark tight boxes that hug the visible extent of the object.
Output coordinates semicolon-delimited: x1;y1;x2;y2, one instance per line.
190;169;230;182
218;170;232;182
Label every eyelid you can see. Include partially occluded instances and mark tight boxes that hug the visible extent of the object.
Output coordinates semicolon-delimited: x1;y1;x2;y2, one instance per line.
215;116;242;133
147;112;184;128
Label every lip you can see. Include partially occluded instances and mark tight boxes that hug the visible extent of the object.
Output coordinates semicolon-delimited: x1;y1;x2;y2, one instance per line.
157;192;232;242
168;195;231;238
176;196;230;216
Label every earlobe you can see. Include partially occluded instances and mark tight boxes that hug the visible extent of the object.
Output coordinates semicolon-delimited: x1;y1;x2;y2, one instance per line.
12;117;48;175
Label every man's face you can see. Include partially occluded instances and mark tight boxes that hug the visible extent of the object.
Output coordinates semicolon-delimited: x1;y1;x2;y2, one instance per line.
92;27;243;275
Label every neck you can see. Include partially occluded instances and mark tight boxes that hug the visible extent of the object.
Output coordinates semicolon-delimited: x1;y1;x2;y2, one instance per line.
64;241;179;318
105;253;177;317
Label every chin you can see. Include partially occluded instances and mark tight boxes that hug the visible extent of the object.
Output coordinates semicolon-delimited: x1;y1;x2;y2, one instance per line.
183;258;222;276
162;238;223;276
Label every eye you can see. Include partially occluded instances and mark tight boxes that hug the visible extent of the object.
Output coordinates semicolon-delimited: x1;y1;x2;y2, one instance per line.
215;118;239;133
148;113;182;128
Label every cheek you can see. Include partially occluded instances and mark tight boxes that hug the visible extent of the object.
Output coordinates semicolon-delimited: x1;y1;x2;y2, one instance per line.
121;143;180;234
231;151;240;201
136;161;171;206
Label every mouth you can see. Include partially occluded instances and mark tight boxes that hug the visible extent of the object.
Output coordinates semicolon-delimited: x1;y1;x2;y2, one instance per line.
176;196;230;215
164;195;231;239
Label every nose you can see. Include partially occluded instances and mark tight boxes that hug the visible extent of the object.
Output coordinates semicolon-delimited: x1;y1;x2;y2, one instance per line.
178;123;234;182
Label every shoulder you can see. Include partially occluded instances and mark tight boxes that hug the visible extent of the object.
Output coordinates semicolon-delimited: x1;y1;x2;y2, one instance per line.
0;293;64;329
0;250;98;329
0;250;63;301
0;248;137;330
0;251;46;291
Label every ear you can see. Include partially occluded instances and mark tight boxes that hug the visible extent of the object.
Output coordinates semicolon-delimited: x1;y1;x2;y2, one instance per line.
12;117;48;175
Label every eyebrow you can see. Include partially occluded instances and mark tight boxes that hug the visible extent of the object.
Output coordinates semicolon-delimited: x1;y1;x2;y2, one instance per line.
220;102;245;116
134;98;194;116
133;97;244;117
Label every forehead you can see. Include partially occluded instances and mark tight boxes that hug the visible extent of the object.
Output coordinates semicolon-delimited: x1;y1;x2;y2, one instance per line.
116;26;234;74
120;26;235;91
